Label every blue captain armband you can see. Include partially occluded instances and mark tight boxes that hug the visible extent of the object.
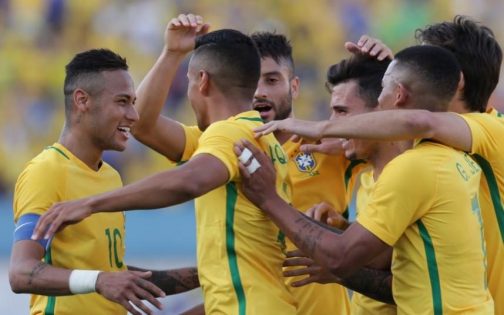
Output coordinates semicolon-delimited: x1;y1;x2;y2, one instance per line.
13;213;51;250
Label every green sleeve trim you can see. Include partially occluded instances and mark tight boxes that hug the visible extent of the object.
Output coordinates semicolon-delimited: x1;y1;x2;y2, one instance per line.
344;160;365;189
417;220;443;315
235;117;264;122
473;154;504;242
45;146;69;160
225;182;246;315
43;246;56;315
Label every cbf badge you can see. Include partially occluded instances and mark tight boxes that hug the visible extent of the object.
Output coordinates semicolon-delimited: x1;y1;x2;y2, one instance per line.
294;152;319;175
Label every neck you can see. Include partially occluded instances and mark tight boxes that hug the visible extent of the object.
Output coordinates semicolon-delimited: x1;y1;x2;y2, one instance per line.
368;140;411;180
59;125;103;171
207;96;252;124
449;98;471;114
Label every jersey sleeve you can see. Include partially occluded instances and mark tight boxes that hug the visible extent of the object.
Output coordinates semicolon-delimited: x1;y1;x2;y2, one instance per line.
356;151;436;246
13;160;64;222
179;124;203;162
460;112;504;158
192;121;254;181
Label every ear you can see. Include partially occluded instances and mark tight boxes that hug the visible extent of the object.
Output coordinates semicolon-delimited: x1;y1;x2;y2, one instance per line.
457;71;465;93
198;70;210;96
394;83;409;108
73;89;90;113
290;76;300;100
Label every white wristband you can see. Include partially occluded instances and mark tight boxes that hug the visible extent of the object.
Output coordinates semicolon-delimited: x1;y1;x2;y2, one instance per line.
69;270;101;294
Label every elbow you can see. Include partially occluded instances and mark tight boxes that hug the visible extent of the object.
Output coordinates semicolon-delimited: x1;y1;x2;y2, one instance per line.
403;110;436;139
9;269;27;294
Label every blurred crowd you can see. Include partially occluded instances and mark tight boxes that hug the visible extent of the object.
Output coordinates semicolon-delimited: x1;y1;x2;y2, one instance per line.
1;0;503;196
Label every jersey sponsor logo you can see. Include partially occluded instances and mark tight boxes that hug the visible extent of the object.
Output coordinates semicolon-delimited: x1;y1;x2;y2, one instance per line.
294;152;319;175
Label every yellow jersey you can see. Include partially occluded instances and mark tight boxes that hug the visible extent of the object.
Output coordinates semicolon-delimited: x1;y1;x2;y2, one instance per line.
352;169;397;315
461;108;504;314
13;143;127;315
189;111;296;315
282;138;364;315
357;141;493;314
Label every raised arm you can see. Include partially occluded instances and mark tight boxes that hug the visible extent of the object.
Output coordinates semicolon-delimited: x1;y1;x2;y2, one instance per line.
32;154;229;240
10;240;165;315
255;110;472;152
132;14;209;161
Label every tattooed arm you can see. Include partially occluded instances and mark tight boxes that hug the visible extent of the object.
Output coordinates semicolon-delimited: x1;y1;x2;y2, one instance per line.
340;268;394;304
235;140;390;278
9;240;71;295
128;266;200;295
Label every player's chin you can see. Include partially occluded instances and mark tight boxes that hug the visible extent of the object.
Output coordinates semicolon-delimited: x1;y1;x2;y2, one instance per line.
109;141;128;152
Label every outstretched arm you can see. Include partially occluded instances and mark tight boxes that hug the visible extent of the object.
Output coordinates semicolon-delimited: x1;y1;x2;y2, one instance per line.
10;241;165;315
255;110;472;152
32;154;229;240
132;14;209;161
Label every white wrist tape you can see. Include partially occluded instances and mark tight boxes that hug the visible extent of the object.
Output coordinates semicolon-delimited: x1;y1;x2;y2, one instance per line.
238;148;253;164
69;270;101;294
247;158;261;174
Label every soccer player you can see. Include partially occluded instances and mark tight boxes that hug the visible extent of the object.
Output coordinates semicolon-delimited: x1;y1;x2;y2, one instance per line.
131;16;365;314
239;45;494;314
258;16;504;314
9;49;166;315
32;21;297;315
300;54;399;315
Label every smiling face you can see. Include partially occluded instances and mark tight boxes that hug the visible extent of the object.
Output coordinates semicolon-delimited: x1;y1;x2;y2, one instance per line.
253;57;298;122
328;80;380;160
85;70;139;151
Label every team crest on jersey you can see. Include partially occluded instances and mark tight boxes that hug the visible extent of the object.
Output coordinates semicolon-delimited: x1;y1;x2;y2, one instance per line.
294;152;318;175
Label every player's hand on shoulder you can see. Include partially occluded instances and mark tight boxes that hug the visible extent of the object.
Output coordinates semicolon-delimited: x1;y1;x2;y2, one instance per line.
31;198;93;241
345;35;393;61
96;270;166;315
306;202;350;229
234;139;277;208
164;13;210;55
283;249;341;287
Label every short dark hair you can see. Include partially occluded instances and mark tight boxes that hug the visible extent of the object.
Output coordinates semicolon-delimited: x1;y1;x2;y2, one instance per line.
415;15;502;112
63;49;128;117
193;29;260;100
326;55;390;108
394;45;461;111
251;32;294;74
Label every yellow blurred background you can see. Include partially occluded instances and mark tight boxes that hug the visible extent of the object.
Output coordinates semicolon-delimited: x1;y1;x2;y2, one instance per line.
0;0;503;193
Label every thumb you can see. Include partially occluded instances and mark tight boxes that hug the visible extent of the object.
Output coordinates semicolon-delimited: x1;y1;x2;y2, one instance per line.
131;271;152;278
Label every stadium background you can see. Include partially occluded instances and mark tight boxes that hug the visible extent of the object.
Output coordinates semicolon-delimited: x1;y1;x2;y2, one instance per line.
0;0;503;313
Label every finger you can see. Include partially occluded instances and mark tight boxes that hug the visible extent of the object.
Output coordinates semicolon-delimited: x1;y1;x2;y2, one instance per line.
283;267;314;277
177;14;191;26
291;276;316;287
305;206;316;218
195;15;203;24
241;140;268;165
344;42;361;54
169;18;181;28
369;42;383;56
122;299;142;315
286;249;306;258
300;143;322;154
377;49;393;61
135;273;166;299
283;257;314;268
44;215;65;239
233;143;244;157
357;35;369;47
196;23;210;36
238;162;251;179
361;40;376;53
32;211;55;239
186;13;198;27
127;293;153;315
133;283;163;310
